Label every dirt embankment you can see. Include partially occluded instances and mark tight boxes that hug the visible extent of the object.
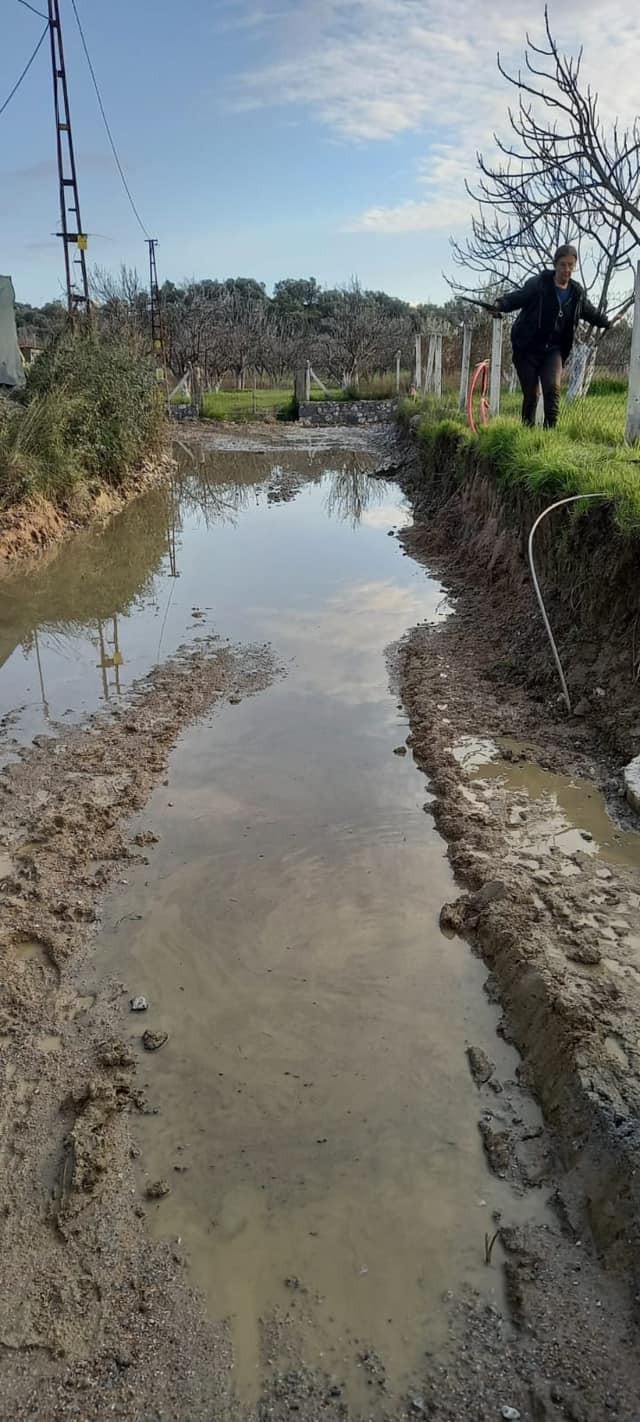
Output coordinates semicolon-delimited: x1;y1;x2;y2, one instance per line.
393;425;640;1289
399;422;640;763
0;640;274;1421
0;449;175;565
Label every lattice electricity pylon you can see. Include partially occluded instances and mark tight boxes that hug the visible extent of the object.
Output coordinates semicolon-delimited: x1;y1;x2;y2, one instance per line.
48;0;90;319
147;238;167;373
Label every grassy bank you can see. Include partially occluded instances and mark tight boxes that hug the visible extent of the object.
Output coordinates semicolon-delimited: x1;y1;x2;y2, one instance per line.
0;331;165;511
400;398;640;530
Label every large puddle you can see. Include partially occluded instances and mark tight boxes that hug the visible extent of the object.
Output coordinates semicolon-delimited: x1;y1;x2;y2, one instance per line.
454;735;640;872
1;443;544;1412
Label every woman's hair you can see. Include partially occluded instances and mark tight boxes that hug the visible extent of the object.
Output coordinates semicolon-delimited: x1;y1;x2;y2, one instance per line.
554;244;578;265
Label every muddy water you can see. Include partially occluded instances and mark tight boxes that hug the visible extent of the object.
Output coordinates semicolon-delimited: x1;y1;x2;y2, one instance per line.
455;735;640;872
2;445;542;1411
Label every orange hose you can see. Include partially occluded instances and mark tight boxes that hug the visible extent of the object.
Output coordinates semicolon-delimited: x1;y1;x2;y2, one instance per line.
467;360;490;434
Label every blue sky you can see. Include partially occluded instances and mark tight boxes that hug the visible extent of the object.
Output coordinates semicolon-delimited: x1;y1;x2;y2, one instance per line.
2;0;636;307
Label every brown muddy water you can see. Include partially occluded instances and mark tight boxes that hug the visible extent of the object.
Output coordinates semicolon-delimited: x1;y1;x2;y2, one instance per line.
1;445;547;1412
453;735;640;873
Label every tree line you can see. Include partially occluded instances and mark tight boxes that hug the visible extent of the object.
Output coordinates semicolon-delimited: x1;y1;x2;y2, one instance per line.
17;277;468;391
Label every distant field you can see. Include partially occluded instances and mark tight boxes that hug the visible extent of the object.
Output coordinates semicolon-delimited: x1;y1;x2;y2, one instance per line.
199;377;401;421
200;389;294;421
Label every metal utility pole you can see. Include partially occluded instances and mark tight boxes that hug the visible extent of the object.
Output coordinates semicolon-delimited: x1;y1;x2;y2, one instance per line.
48;0;90;319
147;237;168;389
147;239;163;355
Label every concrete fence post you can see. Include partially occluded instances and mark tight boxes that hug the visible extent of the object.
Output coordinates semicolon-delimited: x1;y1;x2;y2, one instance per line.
424;335;436;392
294;365;309;405
459;323;472;411
414;333;422;390
395;349;401;394
625;262;640;443
489;317;502;417
433;333;442;399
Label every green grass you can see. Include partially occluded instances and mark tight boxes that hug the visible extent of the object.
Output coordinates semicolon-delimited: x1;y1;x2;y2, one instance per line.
201;389;296;421
411;412;640;531
200;377;402;420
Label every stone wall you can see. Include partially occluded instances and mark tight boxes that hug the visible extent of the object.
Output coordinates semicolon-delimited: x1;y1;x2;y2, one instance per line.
298;399;394;427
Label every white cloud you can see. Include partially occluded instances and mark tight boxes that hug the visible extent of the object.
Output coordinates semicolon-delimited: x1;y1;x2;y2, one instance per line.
348;196;473;235
230;0;640;239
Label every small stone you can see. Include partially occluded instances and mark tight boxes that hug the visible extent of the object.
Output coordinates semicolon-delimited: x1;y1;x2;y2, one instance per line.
409;1397;426;1415
146;1180;171;1200
580;830;593;843
130;996;148;1012
466;1045;494;1086
142;1029;168;1052
99;1040;136;1069
472;879;509;909
573;698;591;718
393;745;407;757
440;900;466;933
565;942;602;965
229;696;242;705
501;1409;521;1421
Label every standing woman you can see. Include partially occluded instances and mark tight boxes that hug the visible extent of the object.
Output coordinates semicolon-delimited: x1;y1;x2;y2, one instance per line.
494;245;611;428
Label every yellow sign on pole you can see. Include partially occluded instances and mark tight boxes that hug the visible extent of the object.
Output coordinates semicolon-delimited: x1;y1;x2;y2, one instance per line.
77;234;88;251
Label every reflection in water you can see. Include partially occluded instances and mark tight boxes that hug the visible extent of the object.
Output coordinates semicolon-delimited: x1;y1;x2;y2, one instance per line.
325;466;397;529
0;451;405;738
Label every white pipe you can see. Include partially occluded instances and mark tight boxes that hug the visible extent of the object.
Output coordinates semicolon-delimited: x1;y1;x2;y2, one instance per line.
528;493;610;714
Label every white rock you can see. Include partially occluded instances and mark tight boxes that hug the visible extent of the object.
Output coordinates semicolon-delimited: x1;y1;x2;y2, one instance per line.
623;755;640;815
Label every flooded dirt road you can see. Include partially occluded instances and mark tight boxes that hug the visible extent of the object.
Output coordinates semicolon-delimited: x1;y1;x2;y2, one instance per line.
4;427;640;1421
1;434;543;1415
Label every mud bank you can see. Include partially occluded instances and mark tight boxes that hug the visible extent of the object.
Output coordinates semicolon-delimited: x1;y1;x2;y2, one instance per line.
0;639;273;1420
0;449;175;566
398;421;640;763
393;423;640;1291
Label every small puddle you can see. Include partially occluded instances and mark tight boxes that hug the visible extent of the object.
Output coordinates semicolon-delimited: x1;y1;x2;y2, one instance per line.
455;735;640;872
3;440;547;1412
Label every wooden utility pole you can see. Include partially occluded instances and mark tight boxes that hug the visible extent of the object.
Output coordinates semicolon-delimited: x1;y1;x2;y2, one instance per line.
48;0;90;319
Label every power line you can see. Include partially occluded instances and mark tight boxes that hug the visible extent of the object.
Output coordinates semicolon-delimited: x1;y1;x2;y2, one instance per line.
16;0;49;18
1;22;49;116
68;0;150;239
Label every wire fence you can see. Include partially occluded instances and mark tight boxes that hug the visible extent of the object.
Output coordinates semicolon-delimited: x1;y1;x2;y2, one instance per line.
416;312;635;446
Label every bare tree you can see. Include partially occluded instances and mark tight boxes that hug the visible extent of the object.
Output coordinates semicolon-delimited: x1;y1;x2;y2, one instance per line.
319;280;399;390
450;9;640;392
90;265;149;349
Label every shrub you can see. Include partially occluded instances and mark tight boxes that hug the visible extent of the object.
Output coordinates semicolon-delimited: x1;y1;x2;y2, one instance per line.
25;329;165;487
